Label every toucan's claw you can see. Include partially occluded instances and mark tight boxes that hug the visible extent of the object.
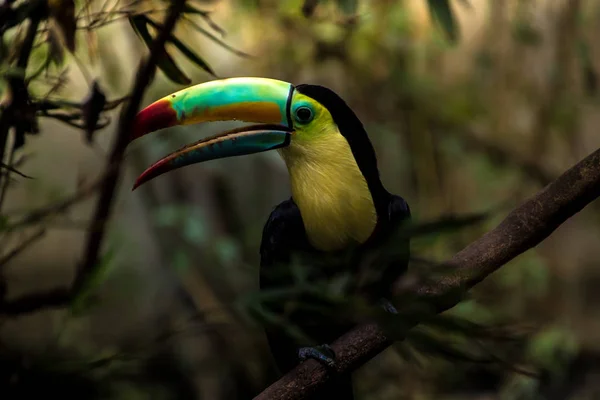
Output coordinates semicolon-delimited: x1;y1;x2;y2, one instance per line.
380;298;398;314
298;344;336;368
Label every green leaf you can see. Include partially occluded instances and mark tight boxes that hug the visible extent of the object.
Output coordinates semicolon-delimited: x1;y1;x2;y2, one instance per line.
183;17;251;58
527;327;578;374
164;30;216;76
450;300;495;325
501;374;539;400
512;20;543;46
70;246;117;315
173;249;190;273
426;0;459;43
182;3;210;17
0;161;33;179
48;0;77;52
181;4;226;37
3;1;38;31
334;0;358;15
183;217;207;244
153;204;181;227
215;238;239;266
0;67;25;79
146;18;216;77
128;15;191;85
0;215;8;232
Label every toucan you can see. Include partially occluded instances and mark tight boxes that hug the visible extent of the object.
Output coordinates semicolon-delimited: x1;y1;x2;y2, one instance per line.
129;78;411;399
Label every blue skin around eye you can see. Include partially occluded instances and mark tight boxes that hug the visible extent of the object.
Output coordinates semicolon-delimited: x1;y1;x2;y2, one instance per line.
291;102;315;123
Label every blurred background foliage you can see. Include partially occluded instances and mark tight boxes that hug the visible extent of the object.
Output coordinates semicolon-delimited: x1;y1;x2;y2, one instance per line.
2;0;600;399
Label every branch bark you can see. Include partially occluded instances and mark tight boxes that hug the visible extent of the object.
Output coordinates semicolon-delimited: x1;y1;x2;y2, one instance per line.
255;146;600;399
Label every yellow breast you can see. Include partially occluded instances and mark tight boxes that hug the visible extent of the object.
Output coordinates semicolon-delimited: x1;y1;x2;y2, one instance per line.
279;126;377;252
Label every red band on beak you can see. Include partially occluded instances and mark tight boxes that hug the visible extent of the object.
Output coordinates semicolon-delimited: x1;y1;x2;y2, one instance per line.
131;99;178;142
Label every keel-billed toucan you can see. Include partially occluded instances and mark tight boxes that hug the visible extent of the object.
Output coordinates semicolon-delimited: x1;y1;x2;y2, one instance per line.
129;78;411;399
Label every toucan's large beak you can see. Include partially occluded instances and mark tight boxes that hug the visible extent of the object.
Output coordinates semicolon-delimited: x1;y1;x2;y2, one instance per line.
130;77;294;190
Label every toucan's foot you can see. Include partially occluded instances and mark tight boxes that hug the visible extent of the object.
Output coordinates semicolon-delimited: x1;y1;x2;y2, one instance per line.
380;298;398;314
298;344;336;368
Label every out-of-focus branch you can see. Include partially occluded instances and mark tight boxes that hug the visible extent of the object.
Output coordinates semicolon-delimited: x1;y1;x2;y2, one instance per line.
0;228;45;267
530;0;581;157
4;177;103;233
72;0;188;294
0;161;32;179
0;0;188;315
441;124;558;185
255;146;600;400
35;95;128;131
0;287;71;315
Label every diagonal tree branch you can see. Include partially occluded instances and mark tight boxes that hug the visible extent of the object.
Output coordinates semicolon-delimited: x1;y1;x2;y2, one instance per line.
0;228;45;267
0;287;72;315
255;146;600;399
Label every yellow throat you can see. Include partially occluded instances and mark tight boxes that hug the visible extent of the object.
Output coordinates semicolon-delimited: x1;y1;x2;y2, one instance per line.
279;124;377;252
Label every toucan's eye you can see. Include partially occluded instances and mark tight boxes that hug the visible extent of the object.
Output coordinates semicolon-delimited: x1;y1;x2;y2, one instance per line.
295;107;313;123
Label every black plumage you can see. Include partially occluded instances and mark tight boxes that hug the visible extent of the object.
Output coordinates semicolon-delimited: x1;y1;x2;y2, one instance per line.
258;85;411;399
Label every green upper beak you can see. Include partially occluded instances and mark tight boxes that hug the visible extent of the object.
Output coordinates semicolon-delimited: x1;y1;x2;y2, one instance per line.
130;77;295;189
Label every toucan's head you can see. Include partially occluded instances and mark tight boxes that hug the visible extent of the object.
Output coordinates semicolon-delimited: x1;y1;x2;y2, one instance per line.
129;77;383;196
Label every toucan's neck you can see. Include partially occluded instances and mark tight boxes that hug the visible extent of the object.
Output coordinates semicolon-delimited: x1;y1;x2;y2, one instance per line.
293;83;391;216
279;126;381;252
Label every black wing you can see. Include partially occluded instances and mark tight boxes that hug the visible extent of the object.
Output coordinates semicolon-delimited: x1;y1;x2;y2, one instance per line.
259;198;309;283
258;199;356;374
257;195;411;374
388;194;411;225
258;199;313;373
381;194;411;286
359;194;411;300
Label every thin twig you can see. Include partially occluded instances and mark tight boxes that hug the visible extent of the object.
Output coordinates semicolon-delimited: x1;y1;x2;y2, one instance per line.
255;146;600;399
5;177;103;233
0;160;32;179
38;111;111;130
0;228;45;267
0;143;16;213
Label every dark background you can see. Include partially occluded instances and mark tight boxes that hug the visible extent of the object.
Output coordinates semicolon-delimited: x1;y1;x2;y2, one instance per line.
2;0;600;399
